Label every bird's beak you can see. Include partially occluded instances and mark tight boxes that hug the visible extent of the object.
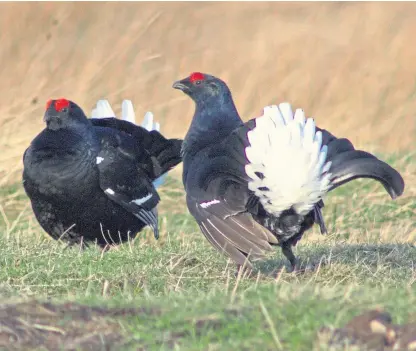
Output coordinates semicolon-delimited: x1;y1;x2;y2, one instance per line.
172;78;191;93
43;113;57;124
43;112;62;131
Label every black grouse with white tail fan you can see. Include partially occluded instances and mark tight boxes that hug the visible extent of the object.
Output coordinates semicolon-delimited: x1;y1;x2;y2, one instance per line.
23;98;182;247
173;72;405;272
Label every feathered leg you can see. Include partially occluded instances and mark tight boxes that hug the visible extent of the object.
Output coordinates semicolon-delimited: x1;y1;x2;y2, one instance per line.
281;243;298;272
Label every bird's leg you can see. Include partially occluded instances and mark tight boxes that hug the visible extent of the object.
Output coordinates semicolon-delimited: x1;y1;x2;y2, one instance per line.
281;243;298;273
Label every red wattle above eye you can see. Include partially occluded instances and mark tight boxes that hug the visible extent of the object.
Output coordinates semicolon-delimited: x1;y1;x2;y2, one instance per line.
55;98;70;112
190;72;205;83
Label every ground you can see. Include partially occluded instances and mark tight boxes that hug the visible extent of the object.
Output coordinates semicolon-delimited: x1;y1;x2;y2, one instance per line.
0;2;415;350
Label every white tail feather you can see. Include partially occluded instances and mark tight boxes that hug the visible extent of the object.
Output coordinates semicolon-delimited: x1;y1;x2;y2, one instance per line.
245;103;332;216
121;100;136;124
90;99;161;132
91;99;116;118
141;111;154;131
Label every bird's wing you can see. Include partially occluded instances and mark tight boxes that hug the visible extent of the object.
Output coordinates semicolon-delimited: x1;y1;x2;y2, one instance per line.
96;132;161;239
185;128;278;268
187;191;277;269
90;100;174;188
92;104;182;183
92;117;182;177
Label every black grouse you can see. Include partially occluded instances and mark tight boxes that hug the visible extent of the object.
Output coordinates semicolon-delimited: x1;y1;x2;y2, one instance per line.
23;98;182;247
173;72;405;272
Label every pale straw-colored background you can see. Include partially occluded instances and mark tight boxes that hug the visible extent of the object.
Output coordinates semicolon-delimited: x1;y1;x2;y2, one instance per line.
1;2;415;183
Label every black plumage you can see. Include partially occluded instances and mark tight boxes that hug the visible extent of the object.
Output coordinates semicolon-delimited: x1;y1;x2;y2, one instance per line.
173;72;405;272
23;98;182;246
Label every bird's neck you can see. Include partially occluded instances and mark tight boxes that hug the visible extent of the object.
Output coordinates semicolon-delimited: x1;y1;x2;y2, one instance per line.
182;99;243;157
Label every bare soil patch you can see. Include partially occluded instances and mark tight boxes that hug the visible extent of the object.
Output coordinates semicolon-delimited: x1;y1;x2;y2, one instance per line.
0;300;158;350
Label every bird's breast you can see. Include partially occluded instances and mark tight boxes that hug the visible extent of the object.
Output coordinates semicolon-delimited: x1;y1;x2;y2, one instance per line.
24;145;99;200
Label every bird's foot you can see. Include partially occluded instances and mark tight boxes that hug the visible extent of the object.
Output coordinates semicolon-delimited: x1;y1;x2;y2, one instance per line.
280;244;316;275
287;260;317;274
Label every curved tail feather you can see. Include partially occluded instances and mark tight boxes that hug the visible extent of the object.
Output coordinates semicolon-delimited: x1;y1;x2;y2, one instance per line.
317;127;405;199
328;152;405;199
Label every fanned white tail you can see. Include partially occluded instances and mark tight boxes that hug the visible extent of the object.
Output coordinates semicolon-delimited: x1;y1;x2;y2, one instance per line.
141;111;161;132
91;99;160;131
245;103;332;216
91;99;166;188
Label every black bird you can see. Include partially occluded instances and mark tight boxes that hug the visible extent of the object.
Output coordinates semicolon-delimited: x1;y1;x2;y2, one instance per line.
23;98;182;247
173;72;405;272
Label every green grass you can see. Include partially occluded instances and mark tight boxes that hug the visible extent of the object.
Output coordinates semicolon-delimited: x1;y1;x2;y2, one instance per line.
0;155;414;350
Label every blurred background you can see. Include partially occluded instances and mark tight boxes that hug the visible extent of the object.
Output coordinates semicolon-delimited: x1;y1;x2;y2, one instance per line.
0;2;415;183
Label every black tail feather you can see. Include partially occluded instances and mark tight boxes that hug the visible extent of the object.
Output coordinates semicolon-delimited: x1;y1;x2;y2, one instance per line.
328;151;405;199
318;128;405;199
326;138;355;160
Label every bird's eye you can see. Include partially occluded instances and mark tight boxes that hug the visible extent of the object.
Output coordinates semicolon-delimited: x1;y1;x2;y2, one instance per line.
61;108;68;113
195;80;202;85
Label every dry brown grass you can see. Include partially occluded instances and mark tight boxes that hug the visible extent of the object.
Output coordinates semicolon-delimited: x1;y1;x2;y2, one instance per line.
0;2;415;182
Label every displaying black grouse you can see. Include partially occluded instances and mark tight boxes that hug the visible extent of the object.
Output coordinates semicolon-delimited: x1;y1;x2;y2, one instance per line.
23;98;182;247
173;72;405;272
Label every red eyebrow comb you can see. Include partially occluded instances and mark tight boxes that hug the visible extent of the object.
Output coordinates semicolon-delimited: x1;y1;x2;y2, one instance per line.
54;98;70;112
190;72;205;83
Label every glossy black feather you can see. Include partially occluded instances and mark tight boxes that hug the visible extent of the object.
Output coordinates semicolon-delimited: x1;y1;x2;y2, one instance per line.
91;117;183;176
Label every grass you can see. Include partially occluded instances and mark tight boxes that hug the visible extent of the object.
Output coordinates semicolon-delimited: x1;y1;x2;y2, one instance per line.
0;155;414;350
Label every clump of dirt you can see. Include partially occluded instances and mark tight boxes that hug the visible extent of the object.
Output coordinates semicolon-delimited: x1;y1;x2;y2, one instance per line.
317;309;416;350
0;300;159;350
